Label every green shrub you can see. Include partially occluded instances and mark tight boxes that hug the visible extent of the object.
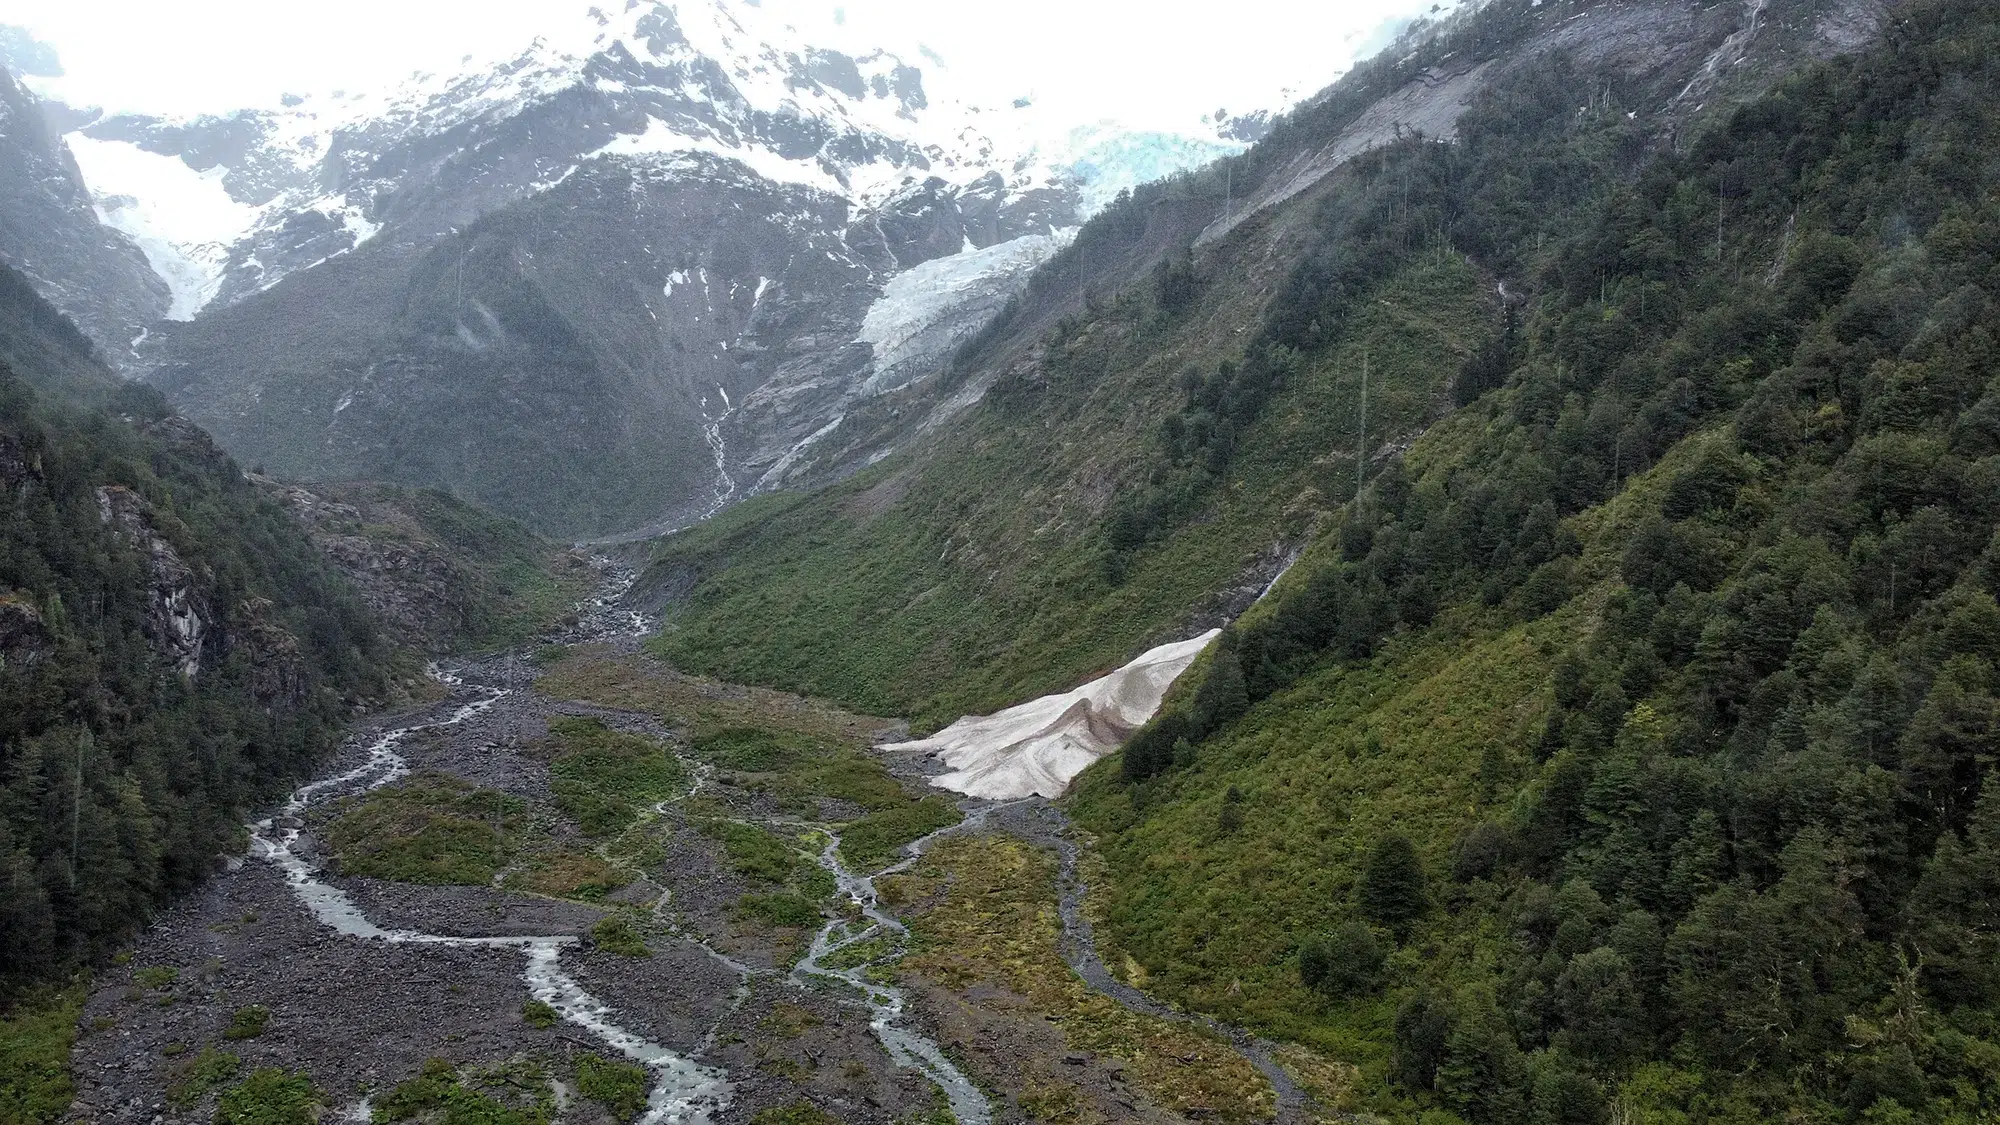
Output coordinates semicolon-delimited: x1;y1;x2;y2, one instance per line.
213;1068;318;1125
132;965;178;990
691;728;808;772
575;1054;649;1123
222;1005;269;1041
0;986;84;1123
698;820;796;884
547;718;686;836
589;917;650;958
167;1046;240;1109
1299;921;1386;997
373;1056;553;1125
734;892;822;928
522;999;559;1029
838;797;961;872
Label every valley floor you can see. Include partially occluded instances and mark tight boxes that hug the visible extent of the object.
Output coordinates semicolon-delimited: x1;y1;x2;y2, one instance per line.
56;575;1340;1125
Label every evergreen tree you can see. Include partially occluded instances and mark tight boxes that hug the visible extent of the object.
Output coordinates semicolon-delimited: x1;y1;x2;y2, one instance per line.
1299;920;1386;998
1905;775;2000;1005
1360;832;1429;934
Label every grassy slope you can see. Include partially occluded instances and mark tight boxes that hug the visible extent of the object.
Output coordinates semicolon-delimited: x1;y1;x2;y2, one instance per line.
646;252;1487;730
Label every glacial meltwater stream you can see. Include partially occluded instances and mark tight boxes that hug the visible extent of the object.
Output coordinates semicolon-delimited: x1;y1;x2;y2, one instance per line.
244;562;738;1124
791;804;1035;1125
248;669;733;1123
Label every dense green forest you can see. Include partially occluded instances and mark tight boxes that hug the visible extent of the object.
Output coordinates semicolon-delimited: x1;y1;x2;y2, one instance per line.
0;265;394;990
1076;0;2000;1120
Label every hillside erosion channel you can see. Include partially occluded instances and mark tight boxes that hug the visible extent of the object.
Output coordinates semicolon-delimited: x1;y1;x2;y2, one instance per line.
65;565;1320;1124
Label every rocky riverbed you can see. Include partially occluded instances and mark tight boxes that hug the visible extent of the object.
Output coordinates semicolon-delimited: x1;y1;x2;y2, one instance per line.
62;567;952;1124
63;563;1330;1125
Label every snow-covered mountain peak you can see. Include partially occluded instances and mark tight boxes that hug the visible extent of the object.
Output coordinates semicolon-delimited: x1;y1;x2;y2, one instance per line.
37;0;1247;326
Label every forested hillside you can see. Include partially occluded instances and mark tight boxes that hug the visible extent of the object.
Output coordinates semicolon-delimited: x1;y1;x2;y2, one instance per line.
641;0;2000;1117
0;264;395;990
1075;0;2000;1120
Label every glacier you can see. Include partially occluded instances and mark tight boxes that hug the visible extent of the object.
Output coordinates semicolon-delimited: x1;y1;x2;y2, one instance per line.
857;228;1073;393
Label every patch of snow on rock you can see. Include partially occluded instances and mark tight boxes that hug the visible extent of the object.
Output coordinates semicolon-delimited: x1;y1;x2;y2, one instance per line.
885;630;1221;799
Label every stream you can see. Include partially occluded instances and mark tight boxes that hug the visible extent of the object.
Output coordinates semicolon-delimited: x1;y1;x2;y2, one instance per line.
245;572;734;1125
998;801;1320;1123
789;801;1031;1125
244;563;1313;1125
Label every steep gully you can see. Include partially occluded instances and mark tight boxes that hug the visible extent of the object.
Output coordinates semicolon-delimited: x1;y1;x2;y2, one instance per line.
239;566;1312;1123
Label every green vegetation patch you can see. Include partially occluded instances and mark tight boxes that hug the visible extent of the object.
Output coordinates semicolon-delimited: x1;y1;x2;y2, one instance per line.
374;1057;554;1125
589;916;650;958
838;797;961;873
222;1004;269;1041
697;820;800;885
0;984;84;1124
325;773;526;885
895;834;1273;1122
521;999;559;1029
167;1046;241;1110
816;932;903;972
759;1002;822;1039
733;892;823;929
214;1068;319;1125
510;851;630;901
131;965;177;991
574;1054;649;1123
690;727;911;815
547;717;687;837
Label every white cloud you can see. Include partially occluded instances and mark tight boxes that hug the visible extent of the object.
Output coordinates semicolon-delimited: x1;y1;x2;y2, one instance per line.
0;0;1437;125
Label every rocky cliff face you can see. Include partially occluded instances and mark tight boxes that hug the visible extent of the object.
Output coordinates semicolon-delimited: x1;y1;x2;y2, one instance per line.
0;595;47;671
274;482;492;653
0;66;168;362
94;484;212;680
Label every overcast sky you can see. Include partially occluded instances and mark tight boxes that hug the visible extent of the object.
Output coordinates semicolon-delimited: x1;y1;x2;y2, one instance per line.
0;0;1436;127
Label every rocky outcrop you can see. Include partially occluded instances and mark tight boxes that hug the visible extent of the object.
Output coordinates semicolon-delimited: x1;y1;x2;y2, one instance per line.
95;484;210;678
275;484;473;651
270;478;586;653
233;597;309;712
1200;0;1900;247
0;594;48;670
0;430;38;491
